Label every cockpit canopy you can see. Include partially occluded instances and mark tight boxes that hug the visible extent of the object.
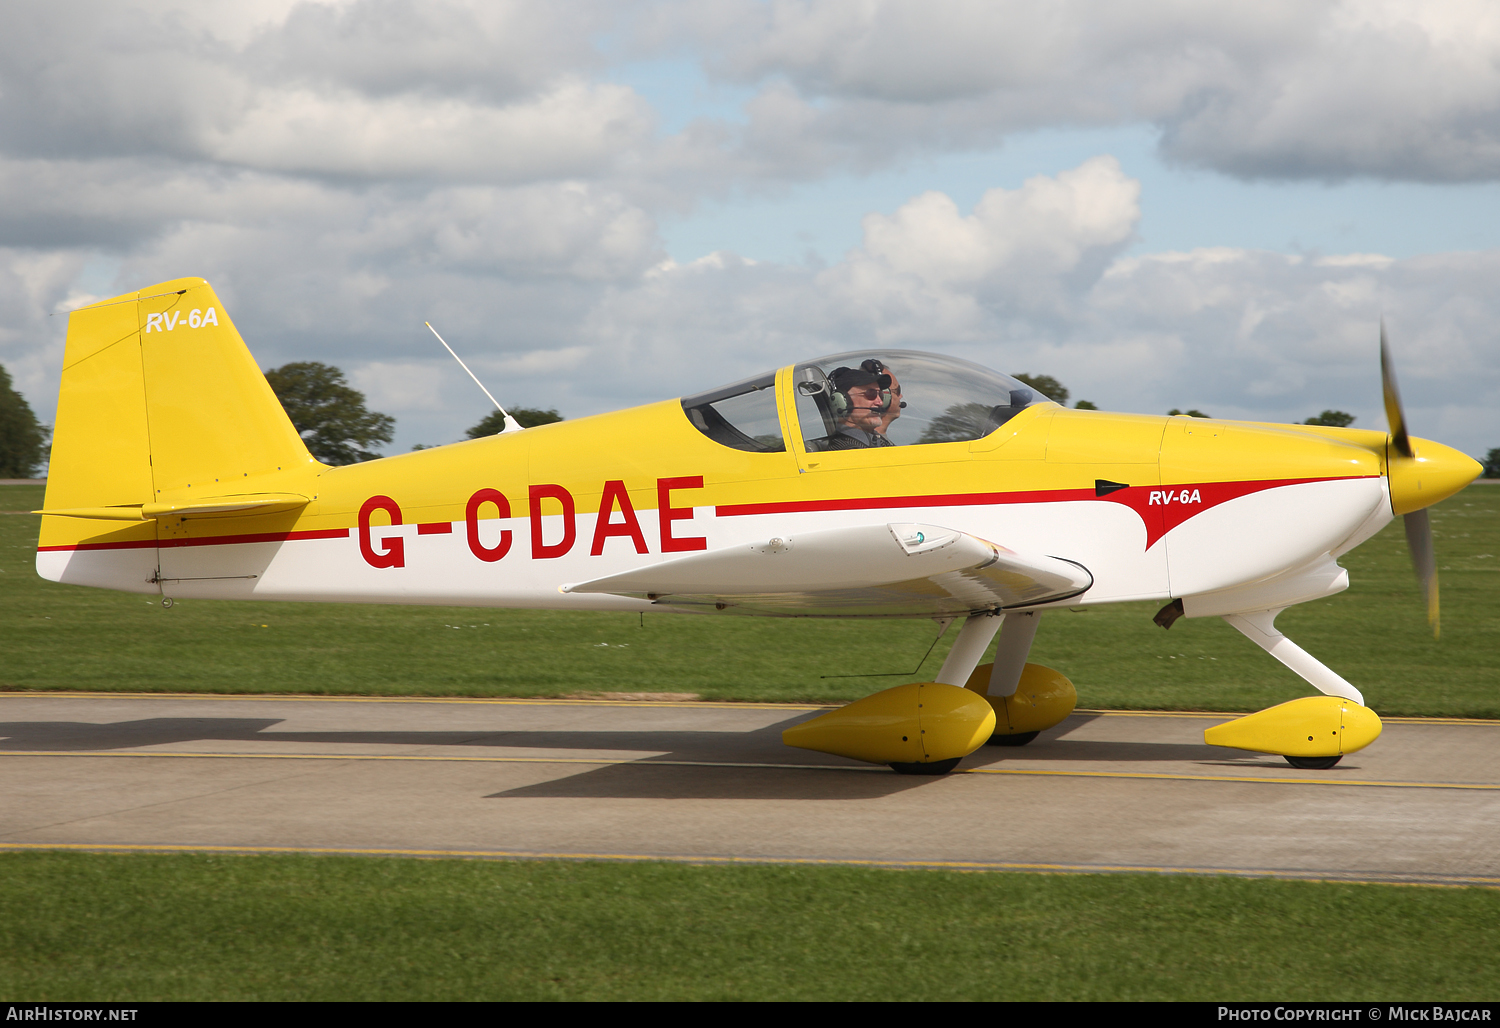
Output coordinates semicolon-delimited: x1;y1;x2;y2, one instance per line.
680;350;1051;454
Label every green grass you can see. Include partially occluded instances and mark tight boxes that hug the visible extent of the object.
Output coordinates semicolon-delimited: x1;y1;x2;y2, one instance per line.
6;487;1498;1001
1;852;1497;1001
4;483;1497;714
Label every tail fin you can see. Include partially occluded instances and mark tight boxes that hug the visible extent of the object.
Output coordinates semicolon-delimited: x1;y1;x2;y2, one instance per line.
41;277;318;544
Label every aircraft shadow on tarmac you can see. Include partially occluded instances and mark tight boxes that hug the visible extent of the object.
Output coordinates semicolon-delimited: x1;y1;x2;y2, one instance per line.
486;759;922;800
0;715;929;800
0;718;289;750
0;717;853;764
1000;738;1255;764
0;712;1280;799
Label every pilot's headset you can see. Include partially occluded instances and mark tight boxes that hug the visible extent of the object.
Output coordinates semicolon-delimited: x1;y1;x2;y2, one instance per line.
860;359;907;412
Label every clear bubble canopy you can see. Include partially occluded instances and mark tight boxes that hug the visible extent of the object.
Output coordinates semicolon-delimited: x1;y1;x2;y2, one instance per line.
680;350;1052;454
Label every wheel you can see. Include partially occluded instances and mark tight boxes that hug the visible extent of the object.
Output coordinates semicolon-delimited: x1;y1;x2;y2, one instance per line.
987;731;1040;747
889;757;963;776
1284;754;1342;770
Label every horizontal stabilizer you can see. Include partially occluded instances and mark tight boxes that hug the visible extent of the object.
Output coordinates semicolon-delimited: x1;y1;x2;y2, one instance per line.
37;493;310;521
563;523;1092;617
34;507;150;521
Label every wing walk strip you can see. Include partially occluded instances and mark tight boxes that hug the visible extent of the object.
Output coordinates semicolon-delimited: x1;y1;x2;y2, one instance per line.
2;749;1496;790
0;841;1492;887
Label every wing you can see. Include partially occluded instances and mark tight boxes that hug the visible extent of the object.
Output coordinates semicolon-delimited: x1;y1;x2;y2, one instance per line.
562;523;1093;617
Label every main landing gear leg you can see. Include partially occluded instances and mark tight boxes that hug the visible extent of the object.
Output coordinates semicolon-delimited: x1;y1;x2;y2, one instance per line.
933;612;1004;687
884;612;1004;776
983;611;1042;746
986;611;1040;698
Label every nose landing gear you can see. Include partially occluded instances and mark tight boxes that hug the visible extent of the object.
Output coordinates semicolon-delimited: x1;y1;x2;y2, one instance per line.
1284;754;1342;770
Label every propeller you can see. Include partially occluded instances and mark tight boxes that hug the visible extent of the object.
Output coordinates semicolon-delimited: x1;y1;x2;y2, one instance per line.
1380;322;1440;638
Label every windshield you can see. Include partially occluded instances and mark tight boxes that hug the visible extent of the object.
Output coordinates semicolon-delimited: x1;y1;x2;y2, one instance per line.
680;371;786;453
793;350;1049;452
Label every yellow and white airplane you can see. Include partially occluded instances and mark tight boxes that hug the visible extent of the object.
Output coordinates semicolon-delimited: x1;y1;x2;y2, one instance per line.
35;278;1483;774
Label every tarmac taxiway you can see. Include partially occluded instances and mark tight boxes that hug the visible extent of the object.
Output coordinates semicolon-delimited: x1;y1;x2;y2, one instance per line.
1;692;1497;884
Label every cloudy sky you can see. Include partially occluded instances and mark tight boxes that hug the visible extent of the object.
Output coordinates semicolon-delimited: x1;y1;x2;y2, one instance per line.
3;0;1498;459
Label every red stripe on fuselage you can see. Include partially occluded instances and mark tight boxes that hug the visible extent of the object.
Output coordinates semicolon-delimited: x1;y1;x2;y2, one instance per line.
717;476;1375;550
716;488;1090;517
36;475;1375;554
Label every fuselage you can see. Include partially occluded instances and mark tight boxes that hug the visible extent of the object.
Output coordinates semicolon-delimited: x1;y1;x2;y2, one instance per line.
38;361;1431;617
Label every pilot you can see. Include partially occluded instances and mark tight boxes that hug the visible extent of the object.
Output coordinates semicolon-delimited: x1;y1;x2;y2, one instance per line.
826;365;896;449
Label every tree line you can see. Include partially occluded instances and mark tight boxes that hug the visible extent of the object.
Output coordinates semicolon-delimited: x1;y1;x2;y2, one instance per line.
0;365;49;478
264;362;561;465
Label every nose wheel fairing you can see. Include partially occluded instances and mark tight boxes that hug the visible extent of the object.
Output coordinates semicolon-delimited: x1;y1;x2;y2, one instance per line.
1204;696;1383;763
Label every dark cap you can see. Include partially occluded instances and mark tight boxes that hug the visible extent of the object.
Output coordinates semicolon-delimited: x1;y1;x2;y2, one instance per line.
829;366;880;392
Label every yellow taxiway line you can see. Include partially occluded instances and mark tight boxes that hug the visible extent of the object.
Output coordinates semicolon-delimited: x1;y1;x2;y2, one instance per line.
964;767;1500;789
0;691;828;711
3;748;1497;790
1075;709;1500;726
0;840;1496;887
0;750;856;771
3;693;1497;724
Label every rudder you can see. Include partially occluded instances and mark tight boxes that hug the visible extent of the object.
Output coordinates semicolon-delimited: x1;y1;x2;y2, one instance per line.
40;277;319;559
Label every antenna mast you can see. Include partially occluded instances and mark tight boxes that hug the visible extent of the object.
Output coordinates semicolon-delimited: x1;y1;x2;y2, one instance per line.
425;322;523;434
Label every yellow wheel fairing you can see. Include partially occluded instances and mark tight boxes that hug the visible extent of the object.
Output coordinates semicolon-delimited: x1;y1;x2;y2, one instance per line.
963;662;1078;735
781;682;996;766
1203;696;1384;758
